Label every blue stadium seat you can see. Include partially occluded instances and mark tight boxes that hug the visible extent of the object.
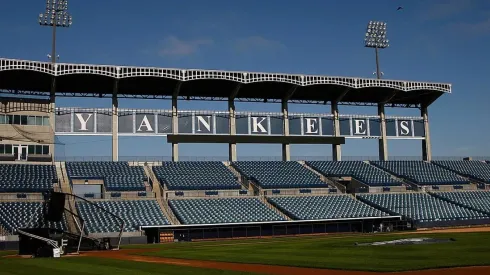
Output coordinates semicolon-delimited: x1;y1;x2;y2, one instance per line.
232;161;328;189
268;195;388;220
306;161;402;187
371;161;469;185
0;164;57;193
169;197;285;224
76;200;169;233
432;191;490;214
433;161;490;183
153;161;241;190
0;202;66;233
357;193;487;223
66;162;147;192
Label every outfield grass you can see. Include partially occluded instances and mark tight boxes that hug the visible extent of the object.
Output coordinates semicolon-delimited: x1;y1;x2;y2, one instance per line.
139;232;490;272
0;257;252;275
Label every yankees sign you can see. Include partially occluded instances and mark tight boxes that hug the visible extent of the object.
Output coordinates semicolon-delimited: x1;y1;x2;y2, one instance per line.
55;108;425;138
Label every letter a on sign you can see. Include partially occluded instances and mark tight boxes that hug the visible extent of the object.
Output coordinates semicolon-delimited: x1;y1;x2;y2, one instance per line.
196;116;212;132
137;115;153;132
75;114;93;131
251;117;267;133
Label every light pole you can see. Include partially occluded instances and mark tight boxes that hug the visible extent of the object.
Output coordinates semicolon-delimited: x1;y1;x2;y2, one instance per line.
364;21;389;79
39;0;73;64
39;0;72;160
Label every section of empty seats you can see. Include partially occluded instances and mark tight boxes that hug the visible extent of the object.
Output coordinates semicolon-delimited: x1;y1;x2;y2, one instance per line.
232;161;328;189
432;191;490;214
0;164;57;192
371;161;469;185
433;161;490;183
76;200;169;233
0;202;66;233
306;161;401;187
66;162;146;191
357;193;488;224
169;198;286;224
268;195;388;220
152;162;241;190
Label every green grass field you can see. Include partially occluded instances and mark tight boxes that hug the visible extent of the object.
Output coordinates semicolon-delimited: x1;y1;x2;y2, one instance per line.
139;232;490;272
1;231;490;274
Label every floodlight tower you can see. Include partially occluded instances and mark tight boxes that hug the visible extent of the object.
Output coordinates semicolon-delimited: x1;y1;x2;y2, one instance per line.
39;0;73;64
365;21;390;161
38;0;72;160
364;21;389;79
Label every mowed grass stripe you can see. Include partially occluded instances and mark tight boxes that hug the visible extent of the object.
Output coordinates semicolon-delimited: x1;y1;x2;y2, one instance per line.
0;257;254;275
138;232;490;272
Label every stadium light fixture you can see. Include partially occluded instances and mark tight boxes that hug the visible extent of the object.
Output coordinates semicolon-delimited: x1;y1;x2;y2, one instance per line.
364;21;389;79
38;0;73;64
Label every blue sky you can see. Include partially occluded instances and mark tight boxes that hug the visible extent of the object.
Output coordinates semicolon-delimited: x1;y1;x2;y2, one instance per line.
1;0;490;159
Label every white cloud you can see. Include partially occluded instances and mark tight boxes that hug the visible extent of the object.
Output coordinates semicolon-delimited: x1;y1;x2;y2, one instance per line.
452;18;490;35
419;0;475;21
158;36;213;57
234;36;286;53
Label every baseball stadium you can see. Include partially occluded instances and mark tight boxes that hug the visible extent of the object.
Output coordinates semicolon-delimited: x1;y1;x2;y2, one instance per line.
1;1;490;275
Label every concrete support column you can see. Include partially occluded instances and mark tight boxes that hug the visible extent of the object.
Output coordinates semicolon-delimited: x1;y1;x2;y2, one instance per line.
331;102;341;161
378;104;388;161
281;99;291;161
421;106;432;161
171;95;179;162
228;99;237;162
49;77;56;160
112;81;119;161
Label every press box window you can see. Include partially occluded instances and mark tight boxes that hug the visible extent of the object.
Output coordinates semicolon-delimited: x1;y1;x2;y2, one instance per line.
27;116;36;125
20;116;28;125
28;145;35;154
13;115;20;125
4;145;12;154
42;145;49;155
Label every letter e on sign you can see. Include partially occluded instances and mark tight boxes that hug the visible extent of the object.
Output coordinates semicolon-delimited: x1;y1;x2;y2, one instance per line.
304;118;319;134
354;119;367;135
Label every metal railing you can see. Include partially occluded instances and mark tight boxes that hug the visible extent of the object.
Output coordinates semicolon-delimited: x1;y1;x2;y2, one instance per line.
54;156;490;162
73;192;156;200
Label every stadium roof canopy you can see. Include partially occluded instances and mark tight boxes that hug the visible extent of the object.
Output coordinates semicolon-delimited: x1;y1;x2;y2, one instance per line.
0;58;451;108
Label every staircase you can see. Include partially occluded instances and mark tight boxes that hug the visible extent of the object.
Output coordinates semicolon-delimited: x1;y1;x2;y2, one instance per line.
299;161;346;193
56;162;72;194
259;196;292;221
223;161;249;190
144;164;164;198
158;198;181;225
55;162;79;234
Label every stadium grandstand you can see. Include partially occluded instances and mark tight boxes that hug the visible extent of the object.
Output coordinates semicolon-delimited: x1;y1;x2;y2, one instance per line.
1;54;490;247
